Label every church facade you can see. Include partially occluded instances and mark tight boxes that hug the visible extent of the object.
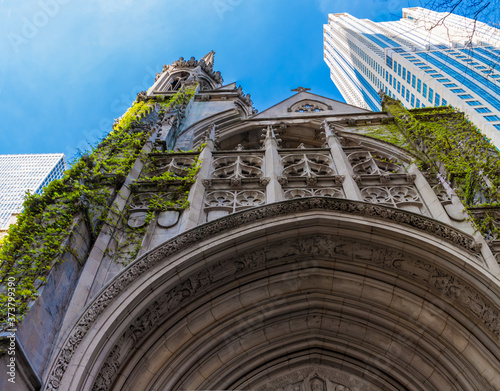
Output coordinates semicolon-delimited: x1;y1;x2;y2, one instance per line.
2;52;500;390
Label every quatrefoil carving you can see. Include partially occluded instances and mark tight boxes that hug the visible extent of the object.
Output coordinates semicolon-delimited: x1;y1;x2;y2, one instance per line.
284;188;344;200
205;190;265;211
361;186;422;210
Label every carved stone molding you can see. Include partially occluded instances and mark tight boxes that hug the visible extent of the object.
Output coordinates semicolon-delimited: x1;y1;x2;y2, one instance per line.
259;177;271;187
92;233;498;390
45;197;483;390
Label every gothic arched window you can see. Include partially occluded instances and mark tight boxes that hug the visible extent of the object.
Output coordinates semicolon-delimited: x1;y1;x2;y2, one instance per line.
157;71;190;92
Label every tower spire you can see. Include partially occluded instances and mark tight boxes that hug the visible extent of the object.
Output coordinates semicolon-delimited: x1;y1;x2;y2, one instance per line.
201;50;215;69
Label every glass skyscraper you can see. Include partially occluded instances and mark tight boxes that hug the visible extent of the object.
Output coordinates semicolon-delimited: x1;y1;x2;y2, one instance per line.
0;153;67;230
324;7;500;148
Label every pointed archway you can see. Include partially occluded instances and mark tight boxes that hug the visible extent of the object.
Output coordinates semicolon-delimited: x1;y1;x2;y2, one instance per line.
45;198;500;391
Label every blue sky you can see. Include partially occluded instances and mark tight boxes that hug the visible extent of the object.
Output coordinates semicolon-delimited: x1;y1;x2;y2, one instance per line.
0;0;483;161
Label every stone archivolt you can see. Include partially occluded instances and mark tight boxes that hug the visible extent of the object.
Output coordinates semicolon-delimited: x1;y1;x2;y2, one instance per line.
45;197;497;391
91;230;498;390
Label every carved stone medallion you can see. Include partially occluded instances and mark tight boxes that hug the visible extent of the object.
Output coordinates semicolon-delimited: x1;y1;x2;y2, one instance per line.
157;210;180;228
127;211;147;228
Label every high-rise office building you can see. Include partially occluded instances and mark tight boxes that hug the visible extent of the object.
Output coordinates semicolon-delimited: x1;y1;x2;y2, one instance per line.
0;153;67;230
324;7;500;148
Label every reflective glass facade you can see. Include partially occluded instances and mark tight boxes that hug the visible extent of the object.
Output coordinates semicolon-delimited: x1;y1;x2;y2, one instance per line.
0;154;67;230
324;7;500;148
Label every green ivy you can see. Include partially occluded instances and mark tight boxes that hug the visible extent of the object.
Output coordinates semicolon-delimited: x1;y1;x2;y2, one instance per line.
381;96;500;239
0;85;198;328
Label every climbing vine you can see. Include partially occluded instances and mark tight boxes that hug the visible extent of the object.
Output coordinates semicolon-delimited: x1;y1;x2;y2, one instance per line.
106;149;203;265
0;84;198;327
379;96;500;239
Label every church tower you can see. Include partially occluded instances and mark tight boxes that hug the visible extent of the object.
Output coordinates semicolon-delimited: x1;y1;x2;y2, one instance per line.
1;52;500;391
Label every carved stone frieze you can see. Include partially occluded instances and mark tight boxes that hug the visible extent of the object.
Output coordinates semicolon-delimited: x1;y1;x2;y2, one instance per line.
306;176;317;186
45;198;483;391
278;177;289;186
230;178;242;188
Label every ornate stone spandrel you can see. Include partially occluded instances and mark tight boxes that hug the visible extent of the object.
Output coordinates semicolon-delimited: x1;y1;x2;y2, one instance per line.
361;185;425;214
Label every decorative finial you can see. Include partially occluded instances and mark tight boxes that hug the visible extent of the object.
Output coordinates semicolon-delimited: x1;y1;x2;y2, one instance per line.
291;86;311;93
201;50;215;69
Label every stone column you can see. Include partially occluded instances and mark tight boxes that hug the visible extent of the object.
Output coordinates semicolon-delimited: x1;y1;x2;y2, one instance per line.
408;165;453;224
323;121;363;201
181;135;215;230
263;126;284;203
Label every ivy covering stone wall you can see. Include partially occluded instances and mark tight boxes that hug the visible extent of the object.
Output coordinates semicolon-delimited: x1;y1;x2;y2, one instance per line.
0;85;198;328
370;97;500;240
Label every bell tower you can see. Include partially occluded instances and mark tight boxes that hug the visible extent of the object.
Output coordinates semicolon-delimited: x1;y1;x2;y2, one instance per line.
149;50;223;94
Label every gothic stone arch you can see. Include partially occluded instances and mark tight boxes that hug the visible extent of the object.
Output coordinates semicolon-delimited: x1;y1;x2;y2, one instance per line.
45;198;500;391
